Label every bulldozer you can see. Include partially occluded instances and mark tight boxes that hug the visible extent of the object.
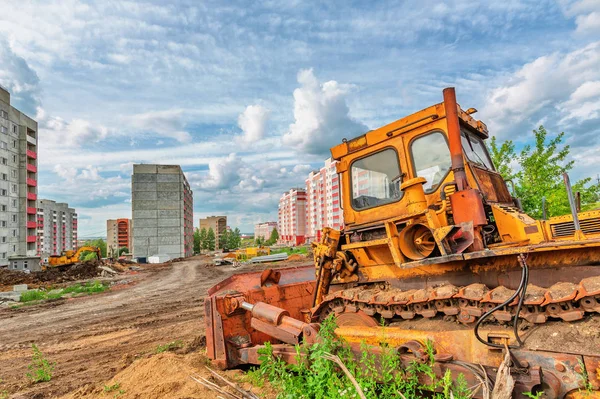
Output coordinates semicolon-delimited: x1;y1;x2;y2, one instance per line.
43;246;102;270
205;88;600;398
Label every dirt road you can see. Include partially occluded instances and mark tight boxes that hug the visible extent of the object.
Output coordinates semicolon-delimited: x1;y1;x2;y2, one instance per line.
0;255;295;398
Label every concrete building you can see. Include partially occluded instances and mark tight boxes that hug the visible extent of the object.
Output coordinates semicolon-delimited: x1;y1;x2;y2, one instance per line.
131;164;193;260
199;216;227;249
36;199;77;259
107;218;131;257
0;86;40;271
254;221;277;241
277;188;306;246
305;158;342;243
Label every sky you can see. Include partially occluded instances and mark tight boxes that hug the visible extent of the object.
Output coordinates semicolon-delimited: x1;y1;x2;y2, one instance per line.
0;0;599;236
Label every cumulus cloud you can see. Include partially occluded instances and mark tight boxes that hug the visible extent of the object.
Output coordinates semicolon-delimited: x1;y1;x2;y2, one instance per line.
481;41;600;137
237;105;270;143
282;69;368;156
129;109;192;143
559;0;600;35
0;39;41;116
37;108;109;147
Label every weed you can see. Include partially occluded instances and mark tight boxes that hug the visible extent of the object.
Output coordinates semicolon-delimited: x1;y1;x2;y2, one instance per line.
20;281;108;303
26;344;54;383
104;382;121;392
155;340;184;353
0;378;8;399
248;314;473;399
523;391;544;399
578;359;594;393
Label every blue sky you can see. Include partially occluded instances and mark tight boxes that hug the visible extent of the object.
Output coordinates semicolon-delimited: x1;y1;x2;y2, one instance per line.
0;0;599;236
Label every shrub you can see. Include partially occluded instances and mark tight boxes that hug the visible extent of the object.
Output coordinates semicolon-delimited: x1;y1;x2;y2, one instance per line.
26;344;54;383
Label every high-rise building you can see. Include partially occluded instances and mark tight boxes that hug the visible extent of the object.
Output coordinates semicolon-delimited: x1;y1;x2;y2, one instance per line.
131;164;193;260
254;221;277;241
277;188;306;245
36;200;77;259
0;86;40;271
199;216;227;249
305;158;342;242
107;218;131;257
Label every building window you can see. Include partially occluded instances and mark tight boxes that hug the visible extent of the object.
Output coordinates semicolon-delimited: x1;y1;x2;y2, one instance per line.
1;173;6;181
1;126;6;134
0;110;7;119
12;229;16;237
0;205;5;211
13;245;16;252
12;214;16;222
12;199;16;207
12;155;16;163
12;125;17;134
0;158;5;165
1;236;5;242
11;184;16;193
0;189;6;196
0;141;6;149
23;261;28;269
12;140;16;148
11;170;16;178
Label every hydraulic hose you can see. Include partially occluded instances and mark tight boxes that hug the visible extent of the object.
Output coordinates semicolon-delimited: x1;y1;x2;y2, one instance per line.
474;254;529;349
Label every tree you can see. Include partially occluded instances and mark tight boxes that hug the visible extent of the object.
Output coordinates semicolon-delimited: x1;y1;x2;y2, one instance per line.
255;236;265;246
220;229;231;250
118;247;129;256
229;228;242;249
193;228;201;254
206;227;216;251
265;228;279;246
199;228;208;252
490;126;600;219
82;238;107;258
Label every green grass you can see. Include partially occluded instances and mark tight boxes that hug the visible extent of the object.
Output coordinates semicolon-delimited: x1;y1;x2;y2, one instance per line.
247;315;472;399
271;246;309;256
26;344;54;383
103;382;121;392
19;281;108;303
155;340;184;354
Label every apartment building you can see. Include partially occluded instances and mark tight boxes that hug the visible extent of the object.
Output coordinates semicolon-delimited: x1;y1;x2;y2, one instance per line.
36;199;77;258
305;158;342;242
199;216;227;249
254;221;277;241
0;86;40;271
277;188;306;245
132;164;193;260
107;218;131;257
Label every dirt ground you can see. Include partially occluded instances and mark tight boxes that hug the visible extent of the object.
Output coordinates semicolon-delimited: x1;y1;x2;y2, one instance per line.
0;255;304;398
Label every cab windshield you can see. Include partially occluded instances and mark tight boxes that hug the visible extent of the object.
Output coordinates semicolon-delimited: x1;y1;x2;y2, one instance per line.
461;130;494;170
351;148;402;210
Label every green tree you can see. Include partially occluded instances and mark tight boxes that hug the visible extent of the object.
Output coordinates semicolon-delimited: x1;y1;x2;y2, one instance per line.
199;228;208;252
220;229;230;250
206;227;216;251
81;238;107;259
228;227;242;249
490;126;600;219
118;247;129;256
255;236;265;246
193;228;201;254
265;228;279;246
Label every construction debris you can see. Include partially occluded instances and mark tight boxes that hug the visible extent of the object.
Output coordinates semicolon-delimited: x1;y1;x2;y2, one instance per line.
190;367;259;399
248;252;288;263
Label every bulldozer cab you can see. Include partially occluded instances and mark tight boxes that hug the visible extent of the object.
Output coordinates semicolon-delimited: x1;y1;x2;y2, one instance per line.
331;95;511;230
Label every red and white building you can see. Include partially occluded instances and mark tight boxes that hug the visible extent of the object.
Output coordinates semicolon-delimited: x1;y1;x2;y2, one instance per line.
277;188;306;246
254;221;277;241
305;158;342;242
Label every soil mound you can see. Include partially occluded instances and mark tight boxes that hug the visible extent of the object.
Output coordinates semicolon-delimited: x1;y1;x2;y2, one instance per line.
0;260;104;290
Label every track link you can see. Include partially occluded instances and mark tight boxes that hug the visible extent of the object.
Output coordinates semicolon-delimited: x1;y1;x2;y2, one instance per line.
315;276;600;324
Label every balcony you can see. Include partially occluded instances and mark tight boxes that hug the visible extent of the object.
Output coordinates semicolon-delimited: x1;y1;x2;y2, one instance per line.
26;178;37;187
27;135;36;145
27;221;36;228
27;207;36;214
26;235;36;243
26;163;37;173
26;149;37;159
27;192;37;200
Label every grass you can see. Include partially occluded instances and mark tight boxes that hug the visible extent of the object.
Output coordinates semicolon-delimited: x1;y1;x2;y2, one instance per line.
26;344;54;383
0;378;7;399
103;382;121;392
20;281;108;303
247;315;472;399
578;359;594;393
271;246;309;256
155;340;184;354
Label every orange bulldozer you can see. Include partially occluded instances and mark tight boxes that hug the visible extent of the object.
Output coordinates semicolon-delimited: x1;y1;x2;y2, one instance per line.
205;88;600;398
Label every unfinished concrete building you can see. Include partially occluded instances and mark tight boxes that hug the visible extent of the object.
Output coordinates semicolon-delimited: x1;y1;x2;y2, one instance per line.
199;216;227;249
107;218;131;257
132;164;193;260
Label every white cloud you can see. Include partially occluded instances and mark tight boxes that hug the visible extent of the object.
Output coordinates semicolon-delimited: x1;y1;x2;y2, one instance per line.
237;105;270;143
37;108;109;147
128;109;192;143
480;41;600;136
559;0;600;35
197;153;246;190
282;69;368;155
0;39;41;115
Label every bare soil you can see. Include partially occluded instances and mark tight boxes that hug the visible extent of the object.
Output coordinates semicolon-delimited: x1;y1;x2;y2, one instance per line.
0;255;298;398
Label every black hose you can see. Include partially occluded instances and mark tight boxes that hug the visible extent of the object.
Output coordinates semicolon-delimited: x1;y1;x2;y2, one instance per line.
512;256;529;347
474;254;528;349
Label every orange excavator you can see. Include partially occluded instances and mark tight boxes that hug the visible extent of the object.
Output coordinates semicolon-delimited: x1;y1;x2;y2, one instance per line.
44;246;102;270
205;88;600;398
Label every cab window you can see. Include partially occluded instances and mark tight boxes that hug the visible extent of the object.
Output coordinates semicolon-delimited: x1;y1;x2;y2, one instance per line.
461;130;494;170
410;132;451;192
351;148;402;210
